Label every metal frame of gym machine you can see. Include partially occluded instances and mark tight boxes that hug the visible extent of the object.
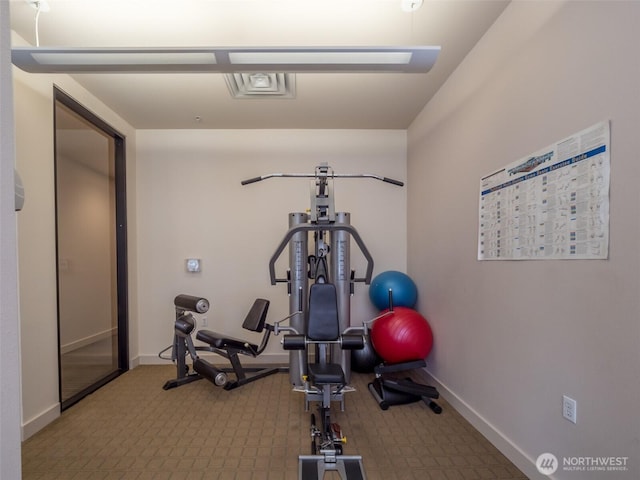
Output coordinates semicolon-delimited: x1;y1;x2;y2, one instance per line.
242;163;404;480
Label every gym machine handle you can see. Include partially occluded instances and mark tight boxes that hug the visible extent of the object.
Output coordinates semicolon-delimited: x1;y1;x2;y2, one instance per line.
240;172;404;187
240;176;263;185
381;176;404;186
268;223;374;285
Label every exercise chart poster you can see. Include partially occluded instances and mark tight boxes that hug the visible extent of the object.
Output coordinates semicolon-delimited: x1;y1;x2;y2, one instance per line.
478;121;610;260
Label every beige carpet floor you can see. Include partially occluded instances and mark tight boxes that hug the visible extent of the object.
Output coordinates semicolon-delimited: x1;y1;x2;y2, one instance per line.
22;365;528;480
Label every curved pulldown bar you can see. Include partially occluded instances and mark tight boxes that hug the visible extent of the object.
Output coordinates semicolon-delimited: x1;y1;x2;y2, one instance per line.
241;172;404;187
268;223;374;285
241;165;403;286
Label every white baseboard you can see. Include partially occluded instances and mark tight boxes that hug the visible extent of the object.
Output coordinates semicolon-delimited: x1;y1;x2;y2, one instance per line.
22;403;60;441
421;368;545;480
129;355;140;369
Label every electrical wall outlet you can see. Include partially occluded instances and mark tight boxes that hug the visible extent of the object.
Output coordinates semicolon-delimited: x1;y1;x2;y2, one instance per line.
563;395;577;424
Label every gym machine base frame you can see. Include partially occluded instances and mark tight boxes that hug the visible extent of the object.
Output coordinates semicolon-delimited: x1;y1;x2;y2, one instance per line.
194;327;283;391
299;455;366;480
298;409;367;480
293;384;356;412
367;359;442;414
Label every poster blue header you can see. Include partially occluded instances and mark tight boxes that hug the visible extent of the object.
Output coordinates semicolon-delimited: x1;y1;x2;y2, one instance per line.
481;144;606;196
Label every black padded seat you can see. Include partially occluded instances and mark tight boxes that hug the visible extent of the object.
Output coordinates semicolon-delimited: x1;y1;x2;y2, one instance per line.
196;330;258;354
308;363;345;385
194;298;270;356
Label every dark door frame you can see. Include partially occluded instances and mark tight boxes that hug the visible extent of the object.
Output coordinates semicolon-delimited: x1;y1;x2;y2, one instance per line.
53;86;129;410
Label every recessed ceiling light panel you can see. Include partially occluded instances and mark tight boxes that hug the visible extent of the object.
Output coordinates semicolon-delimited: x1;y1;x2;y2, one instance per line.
31;51;216;66
228;51;412;65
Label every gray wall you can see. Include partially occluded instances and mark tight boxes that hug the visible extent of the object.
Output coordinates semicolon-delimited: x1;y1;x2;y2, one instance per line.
408;2;639;479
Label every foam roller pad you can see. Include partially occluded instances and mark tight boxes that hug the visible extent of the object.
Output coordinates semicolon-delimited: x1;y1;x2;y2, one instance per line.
174;294;209;313
174;313;196;336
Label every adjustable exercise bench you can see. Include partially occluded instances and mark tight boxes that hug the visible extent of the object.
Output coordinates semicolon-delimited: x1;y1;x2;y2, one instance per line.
162;294;283;391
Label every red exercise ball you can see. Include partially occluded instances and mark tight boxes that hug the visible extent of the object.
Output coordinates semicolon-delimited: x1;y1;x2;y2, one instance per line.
370;307;433;364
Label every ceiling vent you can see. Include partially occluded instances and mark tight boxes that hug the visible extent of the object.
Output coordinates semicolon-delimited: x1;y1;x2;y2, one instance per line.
224;72;296;99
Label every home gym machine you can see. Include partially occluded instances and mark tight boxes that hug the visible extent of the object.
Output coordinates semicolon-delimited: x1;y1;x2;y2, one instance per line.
161;294;293;391
242;163;403;387
242;163;404;480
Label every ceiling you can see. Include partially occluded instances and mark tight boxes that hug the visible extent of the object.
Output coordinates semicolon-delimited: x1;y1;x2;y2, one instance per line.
9;0;510;130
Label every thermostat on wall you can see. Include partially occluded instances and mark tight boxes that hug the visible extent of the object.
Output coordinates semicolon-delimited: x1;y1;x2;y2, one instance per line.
185;258;201;273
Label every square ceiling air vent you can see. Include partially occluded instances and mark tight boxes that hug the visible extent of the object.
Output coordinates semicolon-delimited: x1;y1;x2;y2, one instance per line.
224;72;296;99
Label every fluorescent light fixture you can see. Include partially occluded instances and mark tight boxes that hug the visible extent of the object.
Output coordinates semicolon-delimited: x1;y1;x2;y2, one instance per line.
228;51;412;65
11;46;440;74
31;51;216;66
13;48;219;72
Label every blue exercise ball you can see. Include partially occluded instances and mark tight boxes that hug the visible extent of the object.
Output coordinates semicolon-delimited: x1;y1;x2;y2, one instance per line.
369;270;418;310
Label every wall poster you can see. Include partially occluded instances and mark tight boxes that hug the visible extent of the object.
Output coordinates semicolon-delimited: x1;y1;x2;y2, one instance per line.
478;121;610;260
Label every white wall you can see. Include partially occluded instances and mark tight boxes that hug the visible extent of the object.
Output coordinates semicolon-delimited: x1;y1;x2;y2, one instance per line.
12;35;138;438
13;77;60;437
0;2;23;477
407;2;640;479
136;129;407;364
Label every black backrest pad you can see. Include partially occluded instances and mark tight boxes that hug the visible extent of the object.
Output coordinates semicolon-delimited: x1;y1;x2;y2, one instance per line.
308;283;340;341
242;298;270;332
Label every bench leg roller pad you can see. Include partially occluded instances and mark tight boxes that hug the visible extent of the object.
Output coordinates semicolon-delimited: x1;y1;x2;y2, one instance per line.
193;359;228;387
